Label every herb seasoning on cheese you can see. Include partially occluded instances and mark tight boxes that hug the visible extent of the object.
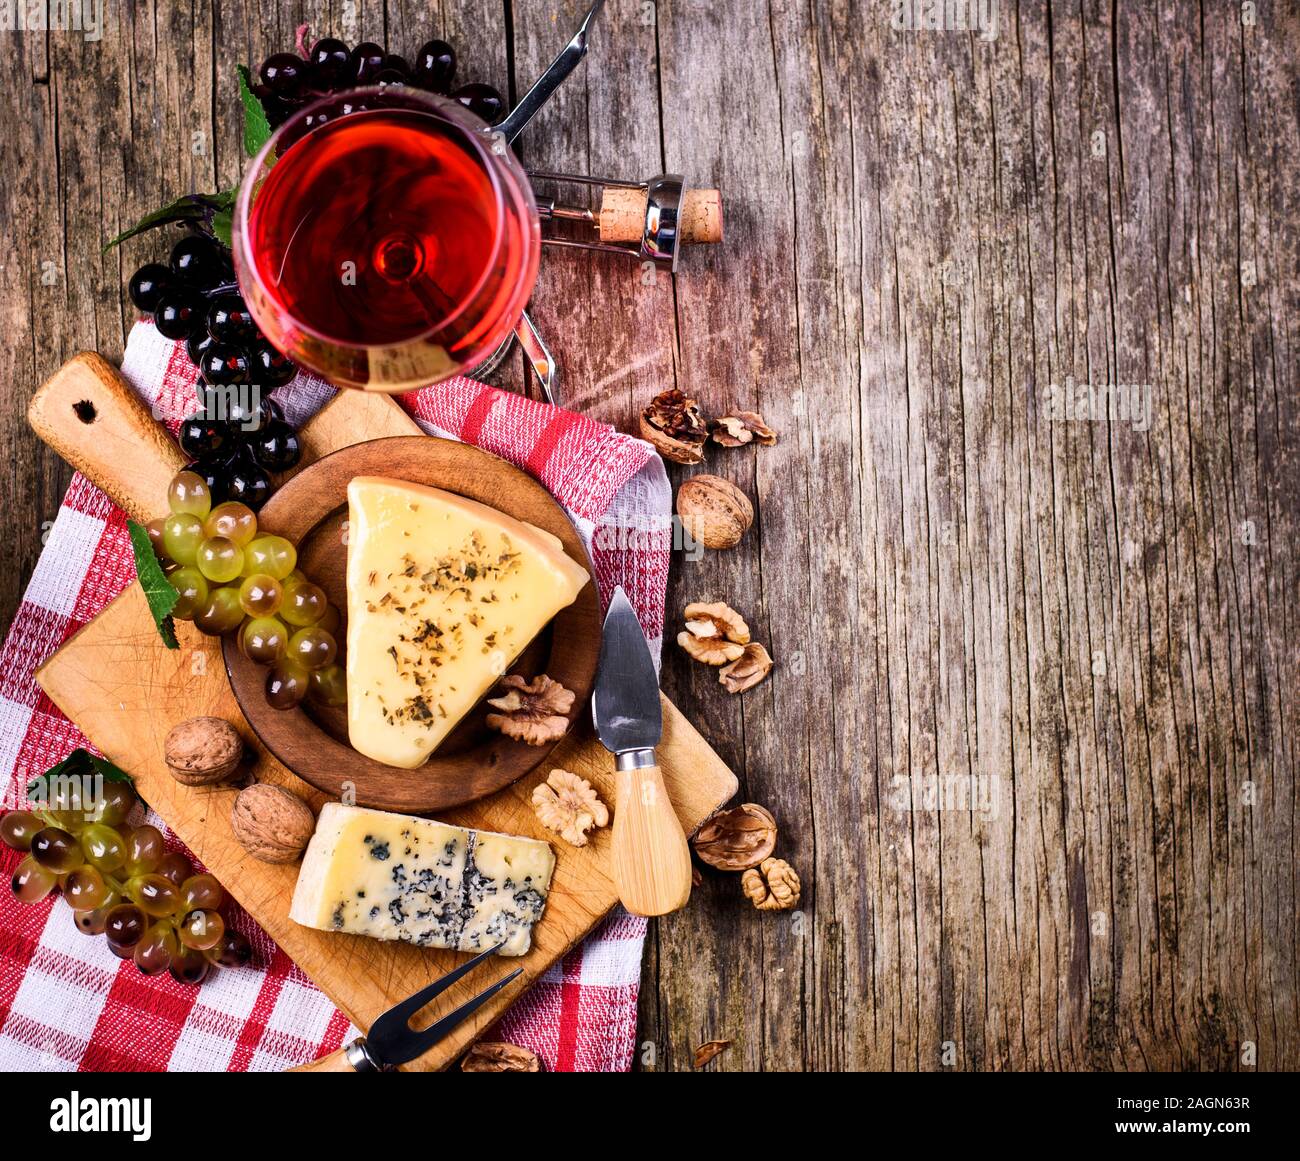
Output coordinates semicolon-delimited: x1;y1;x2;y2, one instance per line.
345;477;590;768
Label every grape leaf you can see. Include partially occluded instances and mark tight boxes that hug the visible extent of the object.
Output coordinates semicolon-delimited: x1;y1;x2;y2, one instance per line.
102;190;236;253
127;519;180;650
238;64;273;157
28;749;135;797
210;206;233;248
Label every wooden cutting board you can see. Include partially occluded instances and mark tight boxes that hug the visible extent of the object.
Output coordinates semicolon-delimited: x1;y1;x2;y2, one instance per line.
30;354;737;1071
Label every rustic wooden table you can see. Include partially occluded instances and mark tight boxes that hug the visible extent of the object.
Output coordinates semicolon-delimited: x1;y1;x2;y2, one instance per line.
1;2;1295;1072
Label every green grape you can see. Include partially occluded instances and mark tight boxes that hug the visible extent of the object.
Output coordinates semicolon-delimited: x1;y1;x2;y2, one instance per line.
65;865;110;910
1;810;42;851
281;579;327;627
81;822;126;873
130;873;181;919
193;585;246;636
206;929;253;968
73;897;120;935
178;908;224;951
242;534;297;580
42;777;91;829
288;626;337;669
30;827;84;874
87;780;136;827
203;501;258;547
155;852;193;888
123;824;164;875
162;513;204;566
196;536;244;583
266;661;310;710
315;603;341;636
241;616;288;664
167;470;212;519
238;573;283;617
133;923;178;975
11;855;58;903
180;873;224;912
168;572;209;630
104;903;146;949
169;946;211;986
146;516;173;562
308;664;347;707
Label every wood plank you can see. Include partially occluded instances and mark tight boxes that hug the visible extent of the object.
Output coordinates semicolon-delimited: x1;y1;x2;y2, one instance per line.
1;0;1295;1072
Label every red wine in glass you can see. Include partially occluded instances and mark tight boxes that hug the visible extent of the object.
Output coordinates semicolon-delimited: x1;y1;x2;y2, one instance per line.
234;87;539;391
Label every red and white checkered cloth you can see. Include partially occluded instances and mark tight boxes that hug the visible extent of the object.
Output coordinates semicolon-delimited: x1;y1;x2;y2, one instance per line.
0;321;672;1072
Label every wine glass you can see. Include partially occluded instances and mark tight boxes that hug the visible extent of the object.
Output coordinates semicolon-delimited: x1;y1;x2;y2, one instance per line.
233;86;540;392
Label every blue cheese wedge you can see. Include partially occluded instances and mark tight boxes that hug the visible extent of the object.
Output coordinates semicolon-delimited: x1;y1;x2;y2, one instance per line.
289;803;555;956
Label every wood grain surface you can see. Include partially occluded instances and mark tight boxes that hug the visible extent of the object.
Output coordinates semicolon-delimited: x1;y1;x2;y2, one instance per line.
2;1;1296;1071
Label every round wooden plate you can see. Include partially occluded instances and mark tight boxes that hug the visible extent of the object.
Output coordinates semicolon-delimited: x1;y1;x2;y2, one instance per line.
222;436;600;813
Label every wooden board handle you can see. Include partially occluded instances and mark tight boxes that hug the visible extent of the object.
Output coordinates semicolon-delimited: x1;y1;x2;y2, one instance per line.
28;352;185;522
599;187;723;245
612;762;693;917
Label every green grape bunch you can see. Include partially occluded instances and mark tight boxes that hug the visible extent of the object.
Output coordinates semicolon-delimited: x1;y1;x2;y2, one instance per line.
4;776;252;985
150;468;347;712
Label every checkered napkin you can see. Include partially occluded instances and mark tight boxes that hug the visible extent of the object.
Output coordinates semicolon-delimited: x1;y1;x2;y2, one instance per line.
0;321;672;1072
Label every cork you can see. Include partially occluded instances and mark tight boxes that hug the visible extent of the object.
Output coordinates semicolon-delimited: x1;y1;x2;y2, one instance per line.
599;187;724;245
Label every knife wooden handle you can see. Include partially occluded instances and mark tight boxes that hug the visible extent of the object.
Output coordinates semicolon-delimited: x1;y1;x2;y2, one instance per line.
612;762;692;917
28;351;185;522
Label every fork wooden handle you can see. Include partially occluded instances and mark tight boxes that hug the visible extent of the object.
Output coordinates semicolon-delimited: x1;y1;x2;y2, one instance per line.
611;761;692;917
289;1046;360;1073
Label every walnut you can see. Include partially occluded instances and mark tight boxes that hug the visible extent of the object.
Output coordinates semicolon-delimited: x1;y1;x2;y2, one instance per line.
741;857;801;911
692;803;777;871
461;1041;542;1072
693;1039;731;1069
719;643;773;693
485;674;575;745
532;768;609;847
230;784;315;864
676;475;753;549
639;388;710;464
677;601;749;665
711;410;778;447
164;717;244;786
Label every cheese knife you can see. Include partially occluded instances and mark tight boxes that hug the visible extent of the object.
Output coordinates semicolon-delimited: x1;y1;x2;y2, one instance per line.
289;942;522;1072
593;586;693;916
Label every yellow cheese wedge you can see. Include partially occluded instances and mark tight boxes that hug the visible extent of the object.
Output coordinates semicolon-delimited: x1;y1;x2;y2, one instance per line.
345;476;590;768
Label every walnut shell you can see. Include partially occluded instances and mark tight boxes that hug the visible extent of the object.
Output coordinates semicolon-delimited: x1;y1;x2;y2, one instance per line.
693;1039;732;1069
461;1041;542;1072
230;784;315;864
692;803;778;871
676;475;753;549
640;388;709;464
164;717;244;786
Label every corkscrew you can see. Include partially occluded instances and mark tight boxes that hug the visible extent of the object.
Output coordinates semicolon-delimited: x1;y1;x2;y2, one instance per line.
475;0;723;405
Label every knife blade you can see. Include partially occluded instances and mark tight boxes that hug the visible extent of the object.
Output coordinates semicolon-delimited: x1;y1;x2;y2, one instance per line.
593;586;692;916
592;585;662;756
